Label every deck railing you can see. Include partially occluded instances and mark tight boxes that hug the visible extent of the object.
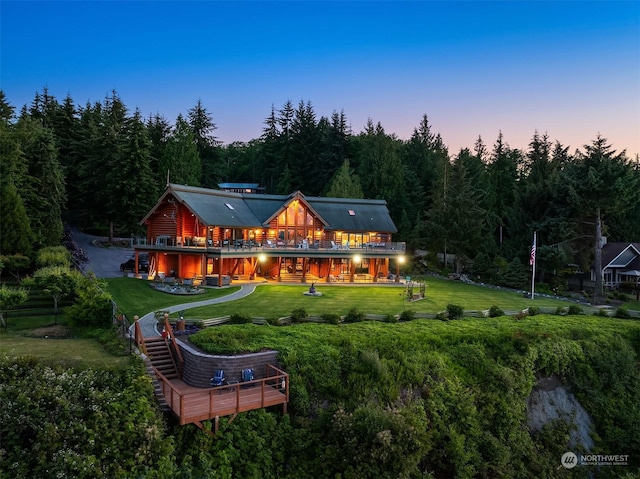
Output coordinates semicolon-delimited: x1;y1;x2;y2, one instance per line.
154;364;289;428
137;237;406;253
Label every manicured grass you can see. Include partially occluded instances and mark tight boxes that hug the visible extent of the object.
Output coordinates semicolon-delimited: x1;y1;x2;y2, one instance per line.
182;277;583;320
0;333;134;369
104;277;241;319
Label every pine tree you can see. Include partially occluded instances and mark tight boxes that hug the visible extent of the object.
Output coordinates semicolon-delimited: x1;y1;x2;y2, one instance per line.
15;115;66;248
187;99;220;188
0;183;33;256
325;160;363;198
161;114;201;186
108;109;158;234
565;135;635;298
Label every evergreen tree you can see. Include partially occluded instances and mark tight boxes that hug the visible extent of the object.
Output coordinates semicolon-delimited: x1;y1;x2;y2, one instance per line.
187;99;220;188
485;131;519;253
357;120;405;218
99;90;129;241
146;113;172;185
257;105;281;192
73;101;103;228
161;114;201;186
565;135;635;298
0;183;33;256
317;110;351;195
425;151;486;272
14;115;66;248
110;109;158;234
325;160;363;198
289;100;320;193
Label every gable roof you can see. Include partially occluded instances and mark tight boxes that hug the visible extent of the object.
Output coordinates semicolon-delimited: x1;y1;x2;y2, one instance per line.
141;184;397;233
601;242;640;270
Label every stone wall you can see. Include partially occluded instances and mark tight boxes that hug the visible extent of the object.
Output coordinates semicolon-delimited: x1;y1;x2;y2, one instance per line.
177;339;281;388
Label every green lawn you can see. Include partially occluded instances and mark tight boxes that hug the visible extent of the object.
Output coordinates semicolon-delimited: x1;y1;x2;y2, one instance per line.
180;277;582;320
104;277;241;319
0;334;134;369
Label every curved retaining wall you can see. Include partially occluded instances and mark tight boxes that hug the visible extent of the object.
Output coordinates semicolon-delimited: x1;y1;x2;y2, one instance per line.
177;339;280;388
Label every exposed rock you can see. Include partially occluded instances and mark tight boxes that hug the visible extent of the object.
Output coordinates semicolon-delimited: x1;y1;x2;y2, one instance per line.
527;375;594;451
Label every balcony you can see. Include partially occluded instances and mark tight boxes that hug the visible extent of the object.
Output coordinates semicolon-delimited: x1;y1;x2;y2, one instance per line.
136;236;406;255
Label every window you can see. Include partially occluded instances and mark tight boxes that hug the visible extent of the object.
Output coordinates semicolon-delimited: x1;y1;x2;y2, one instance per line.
348;210;355;216
225;203;235;210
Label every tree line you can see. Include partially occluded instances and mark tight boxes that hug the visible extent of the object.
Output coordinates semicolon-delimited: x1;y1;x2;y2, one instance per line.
1;88;639;293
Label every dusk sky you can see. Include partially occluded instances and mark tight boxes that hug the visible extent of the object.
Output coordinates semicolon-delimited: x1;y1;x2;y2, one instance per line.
2;1;639;158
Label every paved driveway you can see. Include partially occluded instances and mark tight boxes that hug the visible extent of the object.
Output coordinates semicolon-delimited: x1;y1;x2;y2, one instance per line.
72;229;134;279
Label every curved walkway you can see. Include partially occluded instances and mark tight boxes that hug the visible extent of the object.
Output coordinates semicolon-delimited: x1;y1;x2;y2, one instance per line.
131;284;257;338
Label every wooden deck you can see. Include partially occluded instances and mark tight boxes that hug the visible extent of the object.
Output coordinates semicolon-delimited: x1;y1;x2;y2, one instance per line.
155;365;289;430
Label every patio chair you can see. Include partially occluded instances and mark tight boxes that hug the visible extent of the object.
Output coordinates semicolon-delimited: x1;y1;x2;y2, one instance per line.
210;369;225;387
241;368;254;387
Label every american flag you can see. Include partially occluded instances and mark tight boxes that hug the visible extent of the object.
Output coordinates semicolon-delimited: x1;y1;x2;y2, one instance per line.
529;238;536;266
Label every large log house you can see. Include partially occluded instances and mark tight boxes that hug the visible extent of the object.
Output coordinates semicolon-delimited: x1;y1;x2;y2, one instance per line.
134;184;405;285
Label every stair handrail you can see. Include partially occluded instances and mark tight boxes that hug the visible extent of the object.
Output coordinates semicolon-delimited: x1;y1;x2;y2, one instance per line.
134;320;147;355
164;317;185;378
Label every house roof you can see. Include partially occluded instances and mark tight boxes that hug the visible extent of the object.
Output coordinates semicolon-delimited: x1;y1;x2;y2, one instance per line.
142;184;397;233
601;242;640;270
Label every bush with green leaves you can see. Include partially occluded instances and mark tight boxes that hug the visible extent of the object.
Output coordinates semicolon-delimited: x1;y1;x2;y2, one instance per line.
488;305;504;317
0;356;175;478
230;312;252;324
343;307;364;323
446;303;464;320
399;310;415;322
65;273;113;328
321;312;341;324
615;307;631;319
36;245;72;268
528;306;540;316
290;308;308;323
383;313;398;323
568;305;583;315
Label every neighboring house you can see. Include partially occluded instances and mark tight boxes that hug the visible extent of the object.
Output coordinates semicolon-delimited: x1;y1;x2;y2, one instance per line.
133;183;405;284
592;241;640;288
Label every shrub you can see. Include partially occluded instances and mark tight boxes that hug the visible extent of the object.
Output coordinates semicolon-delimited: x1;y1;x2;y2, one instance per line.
446;304;464;320
290;308;308;323
615;307;631;319
343;308;364;323
384;313;398;323
230;313;252;324
36;246;71;268
568;305;583;315
432;312;445;320
357;350;387;379
597;308;610;317
528;306;540;316
65;273;112;328
488;305;504;318
322;313;341;324
399;310;415;322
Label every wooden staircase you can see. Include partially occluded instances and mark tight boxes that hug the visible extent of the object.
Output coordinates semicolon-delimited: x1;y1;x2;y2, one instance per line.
278;272;319;283
144;336;180;380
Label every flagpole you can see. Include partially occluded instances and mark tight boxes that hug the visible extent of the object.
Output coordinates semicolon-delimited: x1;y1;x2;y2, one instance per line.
530;231;537;299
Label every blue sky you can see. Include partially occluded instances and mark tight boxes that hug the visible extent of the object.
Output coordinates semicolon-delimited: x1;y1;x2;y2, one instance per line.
1;1;639;158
